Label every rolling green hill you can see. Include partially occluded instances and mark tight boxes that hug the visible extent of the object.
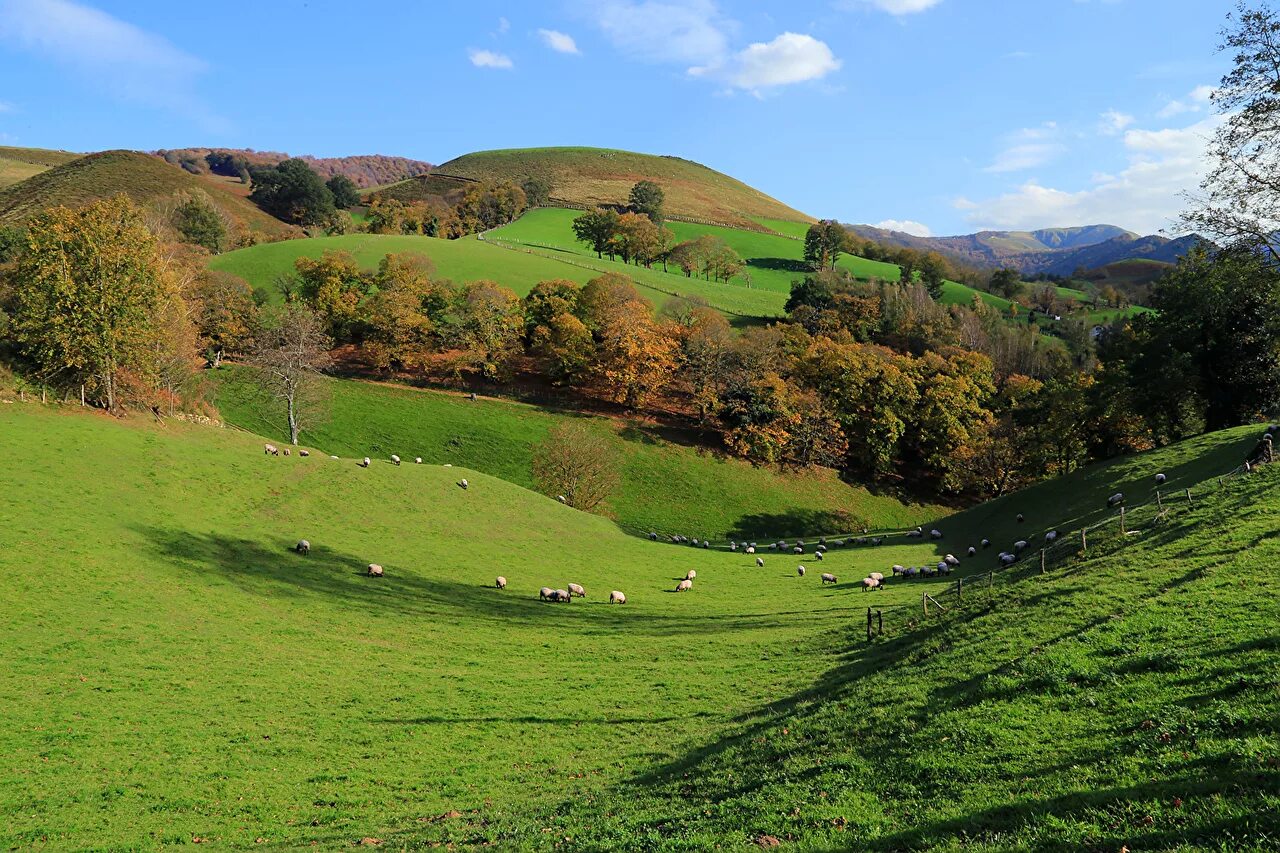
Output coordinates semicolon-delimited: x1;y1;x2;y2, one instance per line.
0;150;298;240
213;366;944;538
381;147;813;229
0;145;81;190
0;400;1272;849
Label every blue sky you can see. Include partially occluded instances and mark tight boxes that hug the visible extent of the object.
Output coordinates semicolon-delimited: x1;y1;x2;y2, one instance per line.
0;0;1233;236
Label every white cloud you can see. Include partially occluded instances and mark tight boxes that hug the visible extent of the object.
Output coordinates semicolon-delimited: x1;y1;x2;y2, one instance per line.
589;0;730;66
1157;84;1216;118
1099;109;1134;136
984;122;1065;173
959;115;1221;235
840;0;943;13
469;49;514;69
496;17;510;35
0;0;223;129
875;219;933;237
537;29;581;55
692;32;840;92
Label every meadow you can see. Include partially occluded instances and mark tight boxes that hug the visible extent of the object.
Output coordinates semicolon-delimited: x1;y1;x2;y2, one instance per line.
213;366;943;538
0;402;1273;850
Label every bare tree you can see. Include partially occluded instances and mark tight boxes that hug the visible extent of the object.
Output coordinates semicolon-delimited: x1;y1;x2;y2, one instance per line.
531;422;620;513
1182;2;1280;255
251;304;332;445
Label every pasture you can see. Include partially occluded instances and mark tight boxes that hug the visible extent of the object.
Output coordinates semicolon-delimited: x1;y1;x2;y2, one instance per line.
0;401;1274;849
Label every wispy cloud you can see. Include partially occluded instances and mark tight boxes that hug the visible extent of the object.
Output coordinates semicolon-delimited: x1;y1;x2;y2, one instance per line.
0;100;14;114
495;17;510;35
469;48;514;69
537;29;581;55
1098;109;1134;136
691;32;840;94
838;0;944;14
1157;84;1215;119
874;219;933;237
984;122;1065;173
0;0;225;130
959;115;1222;234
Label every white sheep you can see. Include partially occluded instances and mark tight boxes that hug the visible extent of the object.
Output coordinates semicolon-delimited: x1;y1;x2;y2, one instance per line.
330;455;339;460
1014;540;1028;552
1045;530;1058;543
360;457;371;468
553;589;572;603
821;573;838;585
981;538;991;548
746;546;756;554
609;590;626;604
390;454;401;466
892;564;906;576
797;565;806;576
1154;473;1167;484
793;546;804;555
568;583;585;598
264;443;279;456
1107;492;1124;507
815;551;824;561
1000;554;1015;566
558;495;567;504
367;563;384;577
967;546;977;557
539;586;554;601
298;450;309;457
756;557;765;567
675;579;693;592
458;479;469;490
869;572;884;584
295;539;310;556
930;529;943;539
495;576;507;589
282;448;291;457
684;570;696;581
730;543;738;552
816;544;827;552
944;554;960;566
415;457;423;464
861;577;880;591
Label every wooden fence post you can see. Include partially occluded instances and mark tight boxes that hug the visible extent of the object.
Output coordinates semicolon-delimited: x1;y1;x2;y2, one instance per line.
1120;506;1126;535
923;593;928;617
1156;490;1163;510
1081;528;1088;551
957;576;963;602
877;609;883;636
1186;488;1193;505
1040;549;1046;574
866;607;873;642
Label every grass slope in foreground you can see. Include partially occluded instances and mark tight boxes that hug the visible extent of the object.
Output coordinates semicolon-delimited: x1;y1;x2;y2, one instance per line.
0;150;297;239
209;233;788;319
0;404;1273;850
214;366;942;538
430;146;813;229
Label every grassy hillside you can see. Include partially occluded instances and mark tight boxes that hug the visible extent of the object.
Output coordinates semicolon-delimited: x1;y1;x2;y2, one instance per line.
489;207;1017;311
0;145;80;190
421;147;813;229
0;402;1272;849
0;150;298;240
209;233;789;319
214;366;942;538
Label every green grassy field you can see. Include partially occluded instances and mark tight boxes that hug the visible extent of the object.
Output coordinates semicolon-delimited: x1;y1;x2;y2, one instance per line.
209;232;790;319
0;150;297;239
0;402;1273;850
213;367;942;538
427;147;813;229
0;145;81;190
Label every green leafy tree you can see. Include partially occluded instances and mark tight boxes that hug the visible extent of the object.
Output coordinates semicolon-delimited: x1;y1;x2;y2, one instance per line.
172;196;226;253
192;270;258;367
628;180;665;224
918;253;947;301
571;208;621;258
803;220;846;270
521;177;552;207
248;158;336;225
988;268;1023;298
325;175;361;209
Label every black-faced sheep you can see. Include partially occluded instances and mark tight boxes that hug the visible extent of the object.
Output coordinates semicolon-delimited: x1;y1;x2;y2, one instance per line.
797;565;806;576
756;557;765;567
496;576;507;589
1154;473;1167;484
1045;530;1058;543
609;590;626;604
930;529;943;539
1107;492;1124;507
967;546;977;557
264;443;279;456
675;579;693;592
295;540;310;556
684;570;696;581
568;583;586;598
360;457;371;468
458;479;469;490
390;454;401;466
367;563;384;577
862;577;880;591
821;573;838;584
539;586;554;601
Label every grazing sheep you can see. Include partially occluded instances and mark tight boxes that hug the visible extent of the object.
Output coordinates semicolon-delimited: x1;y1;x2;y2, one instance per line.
816;544;827;552
855;537;868;545
945;554;960;566
330;455;339;460
539;586;554;601
967;546;977;557
730;543;738;552
553;589;572;603
495;576;507;589
797;565;806;576
1154;473;1167;484
832;539;845;547
746;546;756;554
892;564;906;576
264;443;279;456
558;495;567;504
907;528;923;539
870;572;884;584
282;448;291;457
1107;492;1124;507
609;590;626;604
1045;530;1058;543
981;538;991;548
458;479;469;490
815;551;824;561
922;565;937;578
1000;553;1016;566
756;557;765;567
415;457;423;464
649;532;658;541
568;583;586;598
905;567;921;579
821;573;838;584
684;570;697;581
939;563;953;576
1016;513;1025;523
360;457;371;468
930;529;943;539
367;563;384;577
793;546;804;555
295;540;311;556
703;541;710;549
390;454;401;466
299;450;309;457
871;537;883;546
1014;540;1028;552
862;577;880;591
675;579;693;592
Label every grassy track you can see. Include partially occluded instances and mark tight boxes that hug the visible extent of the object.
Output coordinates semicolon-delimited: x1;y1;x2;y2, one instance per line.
0;403;1272;849
213;366;943;538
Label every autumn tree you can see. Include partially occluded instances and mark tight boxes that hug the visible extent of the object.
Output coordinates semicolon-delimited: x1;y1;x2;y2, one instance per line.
454;182;527;233
451;281;524;380
531;421;620;513
613;211;661;266
294;250;370;338
192;270;258;367
172;195;226;253
577;275;677;407
521;176;552;208
12;195;180;410
360;253;441;371
251;303;333;445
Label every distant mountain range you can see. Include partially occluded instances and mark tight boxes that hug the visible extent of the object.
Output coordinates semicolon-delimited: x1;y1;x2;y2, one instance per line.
850;223;1201;277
